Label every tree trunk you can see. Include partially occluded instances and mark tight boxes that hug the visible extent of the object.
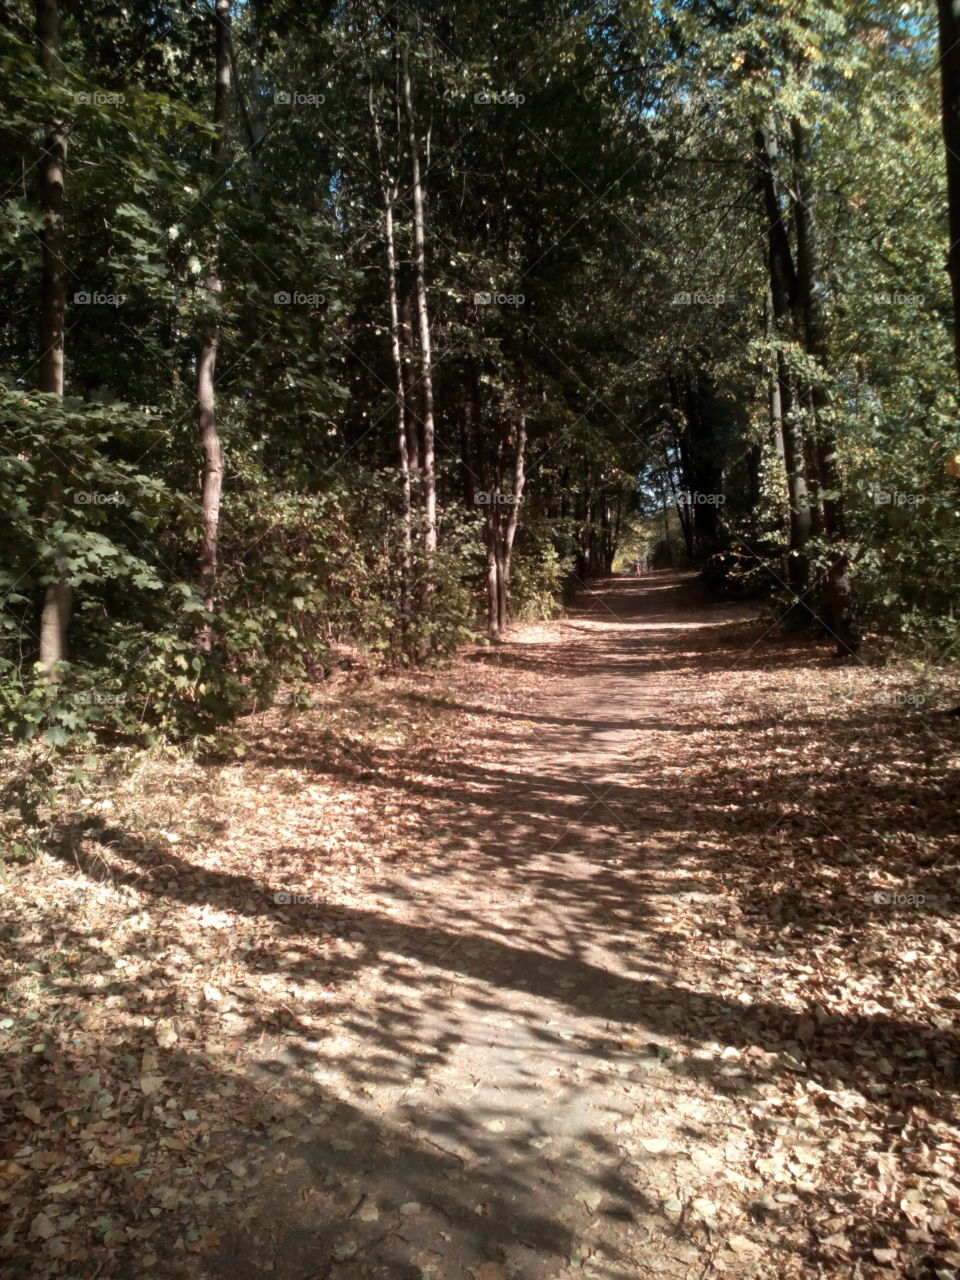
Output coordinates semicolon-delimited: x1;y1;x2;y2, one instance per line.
400;288;420;472
663;437;694;562
675;496;694;561
484;504;501;642
461;360;480;509
495;543;508;632
196;0;231;650
778;356;812;605
681;372;725;559
600;503;612;575
384;190;413;638
371;90;412;641
36;0;71;676
468;365;512;643
938;0;960;382
792;117;859;655
498;414;527;632
481;412;525;643
755;118;812;613
768;364;782;449
578;475;593;580
800;396;824;539
401;47;437;660
764;289;785;464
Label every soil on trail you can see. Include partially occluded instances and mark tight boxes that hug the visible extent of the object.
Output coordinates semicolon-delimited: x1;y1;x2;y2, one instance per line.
200;572;757;1280
197;581;960;1280
4;572;959;1280
211;571;754;1280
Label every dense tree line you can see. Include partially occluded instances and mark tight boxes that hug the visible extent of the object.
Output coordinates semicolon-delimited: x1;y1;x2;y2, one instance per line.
1;0;957;746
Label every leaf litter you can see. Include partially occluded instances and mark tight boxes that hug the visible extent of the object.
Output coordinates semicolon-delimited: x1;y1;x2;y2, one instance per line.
0;572;958;1279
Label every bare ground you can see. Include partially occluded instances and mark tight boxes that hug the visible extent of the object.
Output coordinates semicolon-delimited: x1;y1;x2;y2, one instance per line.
2;571;959;1280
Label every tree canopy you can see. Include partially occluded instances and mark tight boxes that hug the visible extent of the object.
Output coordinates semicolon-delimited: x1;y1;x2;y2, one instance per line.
1;0;957;747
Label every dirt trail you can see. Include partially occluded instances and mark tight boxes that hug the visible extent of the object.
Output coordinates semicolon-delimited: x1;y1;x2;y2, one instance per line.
8;571;956;1280
209;573;768;1279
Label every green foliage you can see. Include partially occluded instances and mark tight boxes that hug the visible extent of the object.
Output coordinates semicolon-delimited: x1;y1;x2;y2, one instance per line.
510;537;565;623
1;0;958;757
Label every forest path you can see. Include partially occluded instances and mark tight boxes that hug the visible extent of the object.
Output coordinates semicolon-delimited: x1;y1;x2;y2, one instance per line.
209;573;778;1280
11;576;952;1280
7;572;958;1280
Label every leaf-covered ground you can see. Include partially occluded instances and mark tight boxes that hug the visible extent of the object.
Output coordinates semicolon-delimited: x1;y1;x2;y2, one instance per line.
1;571;959;1279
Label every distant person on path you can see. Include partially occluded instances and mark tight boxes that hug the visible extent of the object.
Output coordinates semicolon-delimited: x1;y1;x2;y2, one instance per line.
633;559;643;577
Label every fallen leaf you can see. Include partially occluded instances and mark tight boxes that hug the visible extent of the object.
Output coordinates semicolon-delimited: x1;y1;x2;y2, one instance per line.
727;1235;761;1256
29;1212;56;1240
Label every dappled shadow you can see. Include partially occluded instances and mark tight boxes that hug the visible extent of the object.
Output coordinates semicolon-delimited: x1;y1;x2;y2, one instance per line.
46;826;960;1104
7;570;959;1278
0;908;653;1280
42;572;960;1105
25;809;960;1277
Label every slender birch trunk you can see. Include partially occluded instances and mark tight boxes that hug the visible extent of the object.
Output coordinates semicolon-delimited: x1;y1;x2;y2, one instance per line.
371;89;413;639
36;0;71;675
401;47;437;659
498;414;527;631
196;0;231;650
